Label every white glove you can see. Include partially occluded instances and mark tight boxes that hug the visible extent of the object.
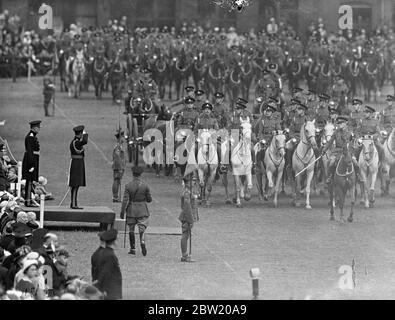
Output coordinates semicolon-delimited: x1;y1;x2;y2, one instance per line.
29;167;34;172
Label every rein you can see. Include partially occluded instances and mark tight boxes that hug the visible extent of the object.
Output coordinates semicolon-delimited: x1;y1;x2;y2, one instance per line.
335;155;354;177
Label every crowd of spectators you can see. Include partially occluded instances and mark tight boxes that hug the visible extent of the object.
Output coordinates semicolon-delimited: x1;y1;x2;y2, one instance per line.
0;191;104;300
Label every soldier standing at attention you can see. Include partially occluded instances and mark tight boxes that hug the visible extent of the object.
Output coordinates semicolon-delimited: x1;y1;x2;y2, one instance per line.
22;120;41;207
120;166;152;256
179;175;199;262
112;130;126;203
43;75;55;117
69;125;88;209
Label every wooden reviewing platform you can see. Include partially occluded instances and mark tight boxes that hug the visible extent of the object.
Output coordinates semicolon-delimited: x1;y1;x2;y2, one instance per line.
22;206;115;230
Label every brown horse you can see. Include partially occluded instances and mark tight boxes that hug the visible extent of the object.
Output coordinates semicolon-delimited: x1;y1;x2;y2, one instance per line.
329;143;356;223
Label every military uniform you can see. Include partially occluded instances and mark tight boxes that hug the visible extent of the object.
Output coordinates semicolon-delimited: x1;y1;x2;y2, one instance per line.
22;120;41;206
381;102;395;133
195;111;219;132
43;76;54;117
69;125;88;209
255;73;277;100
120;166;152;256
175;102;200;131
322;116;361;183
112;131;126;202
254;105;282;144
179;178;199;262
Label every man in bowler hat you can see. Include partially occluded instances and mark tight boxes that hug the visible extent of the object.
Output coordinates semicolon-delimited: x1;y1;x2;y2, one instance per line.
69;125;88;209
22;120;41;207
120;166;152;256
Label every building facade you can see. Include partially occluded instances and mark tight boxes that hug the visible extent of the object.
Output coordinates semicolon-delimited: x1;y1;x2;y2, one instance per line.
1;0;394;34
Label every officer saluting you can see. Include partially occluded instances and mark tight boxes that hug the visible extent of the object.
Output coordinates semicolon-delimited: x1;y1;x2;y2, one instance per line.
69;125;88;209
120;166;152;256
22;120;41;207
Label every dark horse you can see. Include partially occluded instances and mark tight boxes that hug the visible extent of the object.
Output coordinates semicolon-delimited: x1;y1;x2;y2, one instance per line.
227;60;243;108
58;49;69;92
191;50;206;91
285;54;303;93
240;53;254;102
152;52;169;100
329;143;356;223
91;53;108;100
172;49;190;101
361;53;380;102
204;58;226;100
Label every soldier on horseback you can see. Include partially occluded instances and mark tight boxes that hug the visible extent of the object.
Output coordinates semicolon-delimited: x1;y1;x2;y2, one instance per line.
194;89;206;113
380;95;395;136
322;115;362;184
212;92;229;129
348;99;364;131
170;86;195;110
175;96;200;131
314;93;330;128
254;101;282;149
195;102;219;133
255;69;276;100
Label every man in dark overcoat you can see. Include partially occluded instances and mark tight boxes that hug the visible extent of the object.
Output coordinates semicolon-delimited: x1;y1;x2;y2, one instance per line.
68;125;88;209
22;120;41;207
92;229;122;300
120;166;152;256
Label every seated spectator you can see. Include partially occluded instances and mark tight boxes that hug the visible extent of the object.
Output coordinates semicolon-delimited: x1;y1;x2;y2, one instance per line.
0;143;8;191
3;245;31;290
33;176;54;201
14;259;39;299
26;212;39;230
0;220;14;249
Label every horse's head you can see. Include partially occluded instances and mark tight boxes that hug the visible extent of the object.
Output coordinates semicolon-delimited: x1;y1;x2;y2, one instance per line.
303;120;318;150
240;120;252;140
342;142;354;166
321;121;335;146
359;135;375;162
272;130;286;157
197;129;216;154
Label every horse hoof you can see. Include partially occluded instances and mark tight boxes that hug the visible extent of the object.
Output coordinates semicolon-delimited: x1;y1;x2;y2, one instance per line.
264;195;269;201
236;203;243;208
306;204;312;210
232;198;237;204
347;217;353;223
244;195;251;201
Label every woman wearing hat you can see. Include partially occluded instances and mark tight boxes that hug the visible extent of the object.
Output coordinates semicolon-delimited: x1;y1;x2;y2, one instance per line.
15;259;39;299
68;125;88;209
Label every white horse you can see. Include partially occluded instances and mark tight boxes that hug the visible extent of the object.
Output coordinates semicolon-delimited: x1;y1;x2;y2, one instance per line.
380;128;395;196
358;135;379;208
69;49;85;98
292;120;318;209
196;129;218;206
263;130;286;207
229;120;253;208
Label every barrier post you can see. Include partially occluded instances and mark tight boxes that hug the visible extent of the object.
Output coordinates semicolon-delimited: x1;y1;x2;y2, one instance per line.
40;194;45;228
17;161;22;199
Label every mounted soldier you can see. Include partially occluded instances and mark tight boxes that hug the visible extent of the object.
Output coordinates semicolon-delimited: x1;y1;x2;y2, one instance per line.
255;69;276;100
314;93;330;128
194;89;206;113
322;115;362;184
254;100;282;149
380;95;395;136
348;99;364;132
195;102;219;133
212;92;229;129
174;96;200;131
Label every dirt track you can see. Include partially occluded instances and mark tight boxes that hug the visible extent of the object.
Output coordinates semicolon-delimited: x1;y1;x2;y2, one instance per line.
1;77;395;299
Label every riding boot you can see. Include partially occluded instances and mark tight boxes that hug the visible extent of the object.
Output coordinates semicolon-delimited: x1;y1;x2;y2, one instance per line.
128;232;135;255
140;231;147;256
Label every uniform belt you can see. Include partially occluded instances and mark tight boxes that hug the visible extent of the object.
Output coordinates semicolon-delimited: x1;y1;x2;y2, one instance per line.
71;155;84;159
33;151;40;155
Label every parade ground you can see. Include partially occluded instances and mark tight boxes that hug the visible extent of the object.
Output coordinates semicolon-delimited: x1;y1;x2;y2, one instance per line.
1;77;395;300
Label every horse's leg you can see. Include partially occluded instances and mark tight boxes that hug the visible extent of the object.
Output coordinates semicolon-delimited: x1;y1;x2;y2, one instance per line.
234;175;242;207
205;166;217;206
256;172;264;201
245;170;253;201
274;168;283;208
221;172;231;204
305;169;314;210
369;169;378;208
348;182;356;223
360;166;369;208
329;183;335;221
294;174;302;207
266;168;274;199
